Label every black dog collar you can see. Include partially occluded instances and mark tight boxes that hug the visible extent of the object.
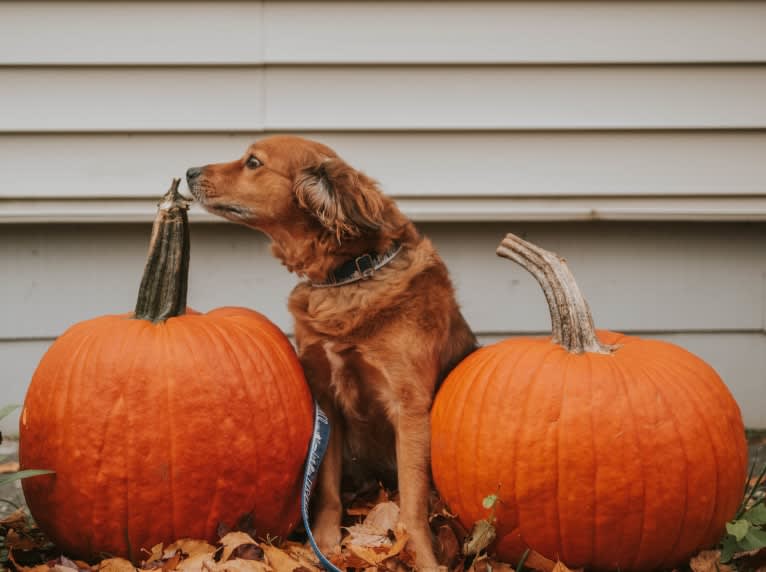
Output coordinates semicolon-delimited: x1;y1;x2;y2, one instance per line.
311;243;404;288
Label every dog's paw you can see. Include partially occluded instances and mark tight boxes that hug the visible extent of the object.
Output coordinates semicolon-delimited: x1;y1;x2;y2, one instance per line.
311;510;342;555
312;525;342;554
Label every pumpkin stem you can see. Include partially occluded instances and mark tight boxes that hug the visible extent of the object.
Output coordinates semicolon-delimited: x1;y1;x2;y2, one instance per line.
133;178;191;323
496;233;614;355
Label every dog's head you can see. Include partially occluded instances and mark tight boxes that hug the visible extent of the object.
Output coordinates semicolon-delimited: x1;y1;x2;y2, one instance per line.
186;135;390;243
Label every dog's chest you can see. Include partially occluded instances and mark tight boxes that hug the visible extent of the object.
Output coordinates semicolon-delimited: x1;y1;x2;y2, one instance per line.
321;341;397;470
321;342;394;422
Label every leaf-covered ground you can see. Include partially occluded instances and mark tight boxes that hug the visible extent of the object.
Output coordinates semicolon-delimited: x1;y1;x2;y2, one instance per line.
1;432;764;572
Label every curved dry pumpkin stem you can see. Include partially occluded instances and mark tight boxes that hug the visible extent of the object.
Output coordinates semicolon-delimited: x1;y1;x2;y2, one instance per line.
134;178;191;323
496;233;614;355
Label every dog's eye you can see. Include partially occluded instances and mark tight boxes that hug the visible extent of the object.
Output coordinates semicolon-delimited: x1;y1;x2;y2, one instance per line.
245;155;262;169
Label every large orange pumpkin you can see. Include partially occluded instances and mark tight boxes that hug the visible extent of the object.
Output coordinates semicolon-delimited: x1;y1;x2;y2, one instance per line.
431;233;747;572
20;181;313;561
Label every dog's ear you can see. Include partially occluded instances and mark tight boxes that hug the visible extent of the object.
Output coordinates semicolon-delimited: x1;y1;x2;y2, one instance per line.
294;158;385;241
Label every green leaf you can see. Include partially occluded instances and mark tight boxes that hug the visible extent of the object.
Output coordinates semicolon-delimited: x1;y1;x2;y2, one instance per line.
720;535;738;563
0;404;19;422
726;519;750;541
738;526;766;552
0;469;54;487
482;494;499;509
743;502;766;526
463;519;497;556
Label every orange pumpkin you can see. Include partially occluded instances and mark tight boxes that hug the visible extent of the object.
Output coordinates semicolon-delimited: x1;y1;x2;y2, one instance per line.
431;233;747;572
20;181;313;561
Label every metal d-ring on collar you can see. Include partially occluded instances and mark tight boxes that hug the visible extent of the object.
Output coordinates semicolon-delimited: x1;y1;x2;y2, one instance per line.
310;243;404;288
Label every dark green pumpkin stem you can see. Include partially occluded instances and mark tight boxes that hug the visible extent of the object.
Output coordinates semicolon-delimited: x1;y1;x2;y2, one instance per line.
134;178;191;323
496;233;614;355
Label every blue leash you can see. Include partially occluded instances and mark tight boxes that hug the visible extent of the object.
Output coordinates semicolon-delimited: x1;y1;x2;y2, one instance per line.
301;402;344;572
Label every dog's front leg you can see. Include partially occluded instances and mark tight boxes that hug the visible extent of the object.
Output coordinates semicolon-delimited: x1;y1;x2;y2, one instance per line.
297;339;344;553
395;409;442;571
312;397;344;554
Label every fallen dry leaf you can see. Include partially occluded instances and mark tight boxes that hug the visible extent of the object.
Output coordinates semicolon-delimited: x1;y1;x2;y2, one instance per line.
139;538;216;570
523;550;558;572
469;554;492;572
230;543;265;562
364;502;400;532
174;553;214;572
51;556;84;570
550;560;582;572
328;550;370;570
731;546;766;572
486;559;515;572
166;538;217;559
142;543;165;566
344;501;400;548
690;550;734;572
160;550;182;572
463;519;496;557
347;544;389;566
262;544;305;572
0;507;28;531
384;523;409;561
343;525;391;548
280;542;320;570
437;523;460;567
212;559;272;572
219;532;260;563
98;558;138;572
6;528;41;551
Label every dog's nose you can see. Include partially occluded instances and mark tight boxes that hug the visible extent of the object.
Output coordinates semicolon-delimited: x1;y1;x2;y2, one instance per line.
186;167;202;182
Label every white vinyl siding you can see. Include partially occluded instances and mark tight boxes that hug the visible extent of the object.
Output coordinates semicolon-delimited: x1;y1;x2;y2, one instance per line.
2;2;765;64
2;132;766;222
0;1;764;430
2;222;764;427
2;66;765;132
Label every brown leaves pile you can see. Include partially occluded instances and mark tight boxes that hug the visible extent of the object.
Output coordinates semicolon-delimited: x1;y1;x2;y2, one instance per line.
3;484;764;572
6;528;320;572
1;485;553;572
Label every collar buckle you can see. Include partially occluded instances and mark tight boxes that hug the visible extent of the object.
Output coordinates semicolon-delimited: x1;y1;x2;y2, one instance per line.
355;254;375;279
310;243;403;288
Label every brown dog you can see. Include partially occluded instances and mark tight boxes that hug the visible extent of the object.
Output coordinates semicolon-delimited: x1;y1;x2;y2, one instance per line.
187;136;476;570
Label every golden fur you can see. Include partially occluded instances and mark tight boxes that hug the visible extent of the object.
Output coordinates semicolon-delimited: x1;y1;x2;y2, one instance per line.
187;136;477;570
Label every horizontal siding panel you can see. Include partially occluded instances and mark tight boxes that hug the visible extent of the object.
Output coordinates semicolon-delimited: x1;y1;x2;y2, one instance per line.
2;2;765;65
446;223;765;334
0;2;262;65
265;2;766;64
3;196;766;224
2;332;764;432
0;68;264;131
2;66;765;132
397;196;766;222
2;222;762;339
265;66;766;130
2;132;765;199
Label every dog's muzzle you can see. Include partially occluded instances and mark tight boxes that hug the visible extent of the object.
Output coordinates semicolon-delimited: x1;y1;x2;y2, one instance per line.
186;166;202;182
185;166;204;200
